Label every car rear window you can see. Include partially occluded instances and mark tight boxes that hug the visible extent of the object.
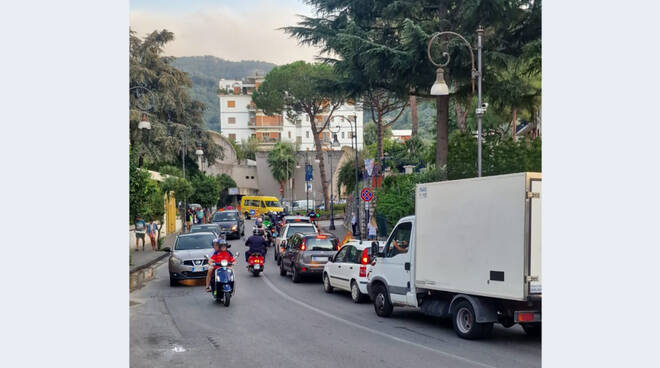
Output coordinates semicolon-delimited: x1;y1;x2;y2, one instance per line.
304;236;337;251
175;234;214;250
286;225;316;237
213;212;237;221
190;228;216;234
285;218;310;224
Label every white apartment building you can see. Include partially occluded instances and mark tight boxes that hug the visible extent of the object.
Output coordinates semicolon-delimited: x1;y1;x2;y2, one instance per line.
219;75;363;151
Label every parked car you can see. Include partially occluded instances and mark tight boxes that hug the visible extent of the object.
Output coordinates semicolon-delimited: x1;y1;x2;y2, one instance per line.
165;232;216;286
279;233;339;282
274;222;318;264
189;224;222;237
323;240;382;303
211;210;244;239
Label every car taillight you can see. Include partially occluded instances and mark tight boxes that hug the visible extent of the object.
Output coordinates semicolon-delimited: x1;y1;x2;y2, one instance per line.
359;265;367;277
300;243;306;251
517;312;535;322
361;248;370;265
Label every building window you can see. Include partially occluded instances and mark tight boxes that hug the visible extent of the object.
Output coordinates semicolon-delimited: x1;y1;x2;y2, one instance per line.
288;131;292;139
349;131;353;139
306;131;309;138
228;117;236;124
227;100;236;108
341;132;345;139
296;136;302;144
229;133;236;141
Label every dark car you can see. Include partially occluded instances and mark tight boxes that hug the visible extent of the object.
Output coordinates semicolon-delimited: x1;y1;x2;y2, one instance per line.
189;224;222;237
279;233;339;283
211;210;244;239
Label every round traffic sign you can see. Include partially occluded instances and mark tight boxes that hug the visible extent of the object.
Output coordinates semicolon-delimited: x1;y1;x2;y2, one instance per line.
360;187;374;202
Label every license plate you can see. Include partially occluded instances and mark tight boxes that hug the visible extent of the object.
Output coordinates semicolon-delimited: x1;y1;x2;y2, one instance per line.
254;264;261;270
192;266;207;272
313;257;327;262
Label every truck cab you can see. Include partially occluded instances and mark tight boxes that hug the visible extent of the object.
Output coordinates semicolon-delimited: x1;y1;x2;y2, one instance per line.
367;216;419;308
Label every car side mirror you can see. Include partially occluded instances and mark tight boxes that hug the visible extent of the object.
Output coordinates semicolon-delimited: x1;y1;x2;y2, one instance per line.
371;242;380;258
162;247;171;252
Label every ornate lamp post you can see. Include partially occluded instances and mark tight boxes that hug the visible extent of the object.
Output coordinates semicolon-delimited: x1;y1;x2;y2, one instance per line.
328;125;341;230
332;115;361;239
427;26;485;176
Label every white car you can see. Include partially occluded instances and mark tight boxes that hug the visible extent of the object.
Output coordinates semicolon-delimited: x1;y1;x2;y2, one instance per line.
274;222;318;264
322;240;378;303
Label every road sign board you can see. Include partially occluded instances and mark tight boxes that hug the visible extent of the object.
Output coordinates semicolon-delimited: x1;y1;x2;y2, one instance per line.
360;187;374;202
305;164;313;181
306;182;313;193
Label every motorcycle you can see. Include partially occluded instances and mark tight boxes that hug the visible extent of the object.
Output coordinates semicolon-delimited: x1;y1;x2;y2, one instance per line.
247;252;265;276
206;255;235;306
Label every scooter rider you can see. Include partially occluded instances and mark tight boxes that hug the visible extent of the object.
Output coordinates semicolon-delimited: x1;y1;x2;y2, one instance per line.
245;228;268;262
206;238;235;292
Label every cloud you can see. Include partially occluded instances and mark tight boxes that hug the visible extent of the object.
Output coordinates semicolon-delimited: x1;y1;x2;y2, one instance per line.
130;5;323;65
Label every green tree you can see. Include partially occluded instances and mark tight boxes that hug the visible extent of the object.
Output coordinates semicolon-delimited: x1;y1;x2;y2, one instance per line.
161;176;194;227
231;136;258;161
130;146;153;223
130;29;222;170
267;142;296;194
157;164;183;177
190;174;222;208
252;61;346;209
216;174;238;207
286;0;541;171
364;121;392;146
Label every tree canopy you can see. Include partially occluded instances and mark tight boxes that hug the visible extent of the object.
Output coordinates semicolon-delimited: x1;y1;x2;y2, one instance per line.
267;142;297;189
129;29;222;169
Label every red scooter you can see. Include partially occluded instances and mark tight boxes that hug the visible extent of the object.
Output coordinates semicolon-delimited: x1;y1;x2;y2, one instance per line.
247;252;265;276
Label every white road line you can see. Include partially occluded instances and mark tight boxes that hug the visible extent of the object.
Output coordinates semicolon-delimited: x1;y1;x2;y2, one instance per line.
262;275;496;368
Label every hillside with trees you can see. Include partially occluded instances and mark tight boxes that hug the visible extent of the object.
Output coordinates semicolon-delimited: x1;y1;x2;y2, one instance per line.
172;56;276;131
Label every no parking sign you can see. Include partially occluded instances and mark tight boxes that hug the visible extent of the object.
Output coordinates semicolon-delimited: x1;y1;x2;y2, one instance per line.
360;187;374;202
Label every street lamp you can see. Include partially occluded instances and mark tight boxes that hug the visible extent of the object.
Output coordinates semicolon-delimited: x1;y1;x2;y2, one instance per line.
130;85;157;131
427;26;484;177
328;125;341;230
195;145;204;172
332;115;361;239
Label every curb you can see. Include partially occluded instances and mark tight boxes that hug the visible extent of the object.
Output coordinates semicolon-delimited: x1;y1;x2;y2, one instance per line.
130;252;169;274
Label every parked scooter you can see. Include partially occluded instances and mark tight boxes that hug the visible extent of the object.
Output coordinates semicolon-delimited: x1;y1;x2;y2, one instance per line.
206;255;235;306
247;252;265;276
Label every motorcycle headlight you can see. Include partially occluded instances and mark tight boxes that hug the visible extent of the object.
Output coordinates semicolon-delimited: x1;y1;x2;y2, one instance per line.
170;256;182;265
231;225;238;231
220;259;229;267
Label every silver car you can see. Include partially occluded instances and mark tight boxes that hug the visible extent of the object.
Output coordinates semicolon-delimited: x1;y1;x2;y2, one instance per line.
166;232;216;286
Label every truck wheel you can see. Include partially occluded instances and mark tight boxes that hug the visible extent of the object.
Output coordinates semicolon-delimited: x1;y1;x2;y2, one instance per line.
373;284;393;317
291;267;301;283
522;323;541;337
451;300;493;339
279;262;287;276
323;273;333;293
351;280;365;303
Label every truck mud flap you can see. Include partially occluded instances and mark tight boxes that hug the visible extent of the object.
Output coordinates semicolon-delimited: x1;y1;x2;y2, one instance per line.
420;299;450;318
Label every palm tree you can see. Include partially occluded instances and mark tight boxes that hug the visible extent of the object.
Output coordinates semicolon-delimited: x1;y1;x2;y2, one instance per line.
267;142;296;195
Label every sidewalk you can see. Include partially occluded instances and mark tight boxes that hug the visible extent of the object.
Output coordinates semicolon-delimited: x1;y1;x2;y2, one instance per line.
130;231;178;273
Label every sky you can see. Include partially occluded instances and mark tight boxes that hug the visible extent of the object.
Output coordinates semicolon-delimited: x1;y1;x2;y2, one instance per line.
130;0;323;65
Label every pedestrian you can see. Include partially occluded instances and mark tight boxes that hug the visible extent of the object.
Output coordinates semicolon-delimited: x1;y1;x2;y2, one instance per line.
351;212;357;235
197;207;204;225
186;209;192;231
367;217;378;240
135;215;146;251
147;219;157;251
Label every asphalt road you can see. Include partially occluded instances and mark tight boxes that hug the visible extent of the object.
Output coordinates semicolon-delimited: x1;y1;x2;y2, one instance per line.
130;222;541;368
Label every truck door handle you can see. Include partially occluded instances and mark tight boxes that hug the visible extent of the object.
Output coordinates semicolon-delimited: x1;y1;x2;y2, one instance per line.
404;262;410;271
338;265;341;268
349;266;353;270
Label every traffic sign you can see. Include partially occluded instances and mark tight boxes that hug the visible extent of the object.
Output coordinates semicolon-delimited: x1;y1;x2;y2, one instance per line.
360;187;374;202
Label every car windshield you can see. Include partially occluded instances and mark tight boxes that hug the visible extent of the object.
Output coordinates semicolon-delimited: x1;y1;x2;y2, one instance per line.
286;225;317;237
175;234;214;250
213;212;237;221
305;237;337;251
264;200;280;207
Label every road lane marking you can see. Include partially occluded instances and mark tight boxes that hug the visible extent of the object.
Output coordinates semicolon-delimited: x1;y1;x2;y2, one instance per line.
262;275;496;368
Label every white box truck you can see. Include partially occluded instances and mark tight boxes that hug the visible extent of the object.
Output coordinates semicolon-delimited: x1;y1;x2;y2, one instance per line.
366;172;541;339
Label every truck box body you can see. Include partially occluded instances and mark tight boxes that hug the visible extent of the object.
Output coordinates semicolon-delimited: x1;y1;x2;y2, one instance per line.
414;172;541;301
